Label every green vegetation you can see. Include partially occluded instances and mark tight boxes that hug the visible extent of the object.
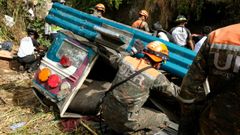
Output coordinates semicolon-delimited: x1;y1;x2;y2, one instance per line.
68;0;125;11
0;0;239;45
0;1;25;42
175;0;204;21
30;18;51;47
0;0;126;45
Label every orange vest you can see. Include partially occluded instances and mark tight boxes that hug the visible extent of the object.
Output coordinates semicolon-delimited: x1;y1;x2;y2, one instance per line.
209;23;240;46
132;19;146;30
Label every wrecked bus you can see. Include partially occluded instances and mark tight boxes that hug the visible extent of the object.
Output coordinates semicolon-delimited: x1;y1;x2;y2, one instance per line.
32;3;197;133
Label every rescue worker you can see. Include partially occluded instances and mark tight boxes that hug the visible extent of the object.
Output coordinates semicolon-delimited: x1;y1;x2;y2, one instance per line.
170;15;194;50
132;10;150;32
101;40;179;134
177;23;240;135
91;3;105;17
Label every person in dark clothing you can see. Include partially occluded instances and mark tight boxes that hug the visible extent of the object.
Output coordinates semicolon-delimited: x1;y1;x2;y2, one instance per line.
193;26;212;53
178;23;240;135
152;21;176;43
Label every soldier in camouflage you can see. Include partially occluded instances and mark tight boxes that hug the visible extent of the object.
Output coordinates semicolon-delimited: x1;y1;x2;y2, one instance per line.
178;23;240;135
101;40;179;134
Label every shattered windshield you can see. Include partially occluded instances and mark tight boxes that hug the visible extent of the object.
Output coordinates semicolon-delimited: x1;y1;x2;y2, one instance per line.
57;40;88;67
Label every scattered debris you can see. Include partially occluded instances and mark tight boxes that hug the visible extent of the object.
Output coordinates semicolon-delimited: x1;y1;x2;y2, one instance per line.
0;41;13;51
4;15;15;27
80;120;98;135
10;122;26;130
60;117;99;134
60;118;81;132
0;97;6;105
0;50;14;60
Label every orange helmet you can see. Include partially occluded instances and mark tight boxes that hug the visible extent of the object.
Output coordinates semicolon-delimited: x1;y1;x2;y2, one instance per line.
95;3;105;13
139;10;149;19
144;41;169;63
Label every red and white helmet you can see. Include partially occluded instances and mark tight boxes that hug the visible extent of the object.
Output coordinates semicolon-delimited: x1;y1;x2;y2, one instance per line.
95;3;105;13
139;10;149;19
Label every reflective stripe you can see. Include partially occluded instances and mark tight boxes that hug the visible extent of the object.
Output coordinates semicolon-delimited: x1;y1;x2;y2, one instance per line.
145;49;168;61
211;44;240;51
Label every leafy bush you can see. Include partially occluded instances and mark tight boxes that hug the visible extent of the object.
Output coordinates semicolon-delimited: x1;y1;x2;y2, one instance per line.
0;1;27;43
0;0;50;46
30;18;51;47
68;0;126;11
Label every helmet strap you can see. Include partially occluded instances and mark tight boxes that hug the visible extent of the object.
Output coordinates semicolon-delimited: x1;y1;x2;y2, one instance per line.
139;15;145;20
153;62;161;69
144;55;161;69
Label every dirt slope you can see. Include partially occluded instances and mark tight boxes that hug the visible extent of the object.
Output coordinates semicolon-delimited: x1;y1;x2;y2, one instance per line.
0;60;96;134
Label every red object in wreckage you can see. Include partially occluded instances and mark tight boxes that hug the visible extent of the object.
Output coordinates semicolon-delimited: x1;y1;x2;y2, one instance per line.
60;55;72;67
47;74;61;88
60;118;80;132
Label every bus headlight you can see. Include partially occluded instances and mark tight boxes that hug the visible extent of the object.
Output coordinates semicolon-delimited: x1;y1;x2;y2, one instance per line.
60;81;71;92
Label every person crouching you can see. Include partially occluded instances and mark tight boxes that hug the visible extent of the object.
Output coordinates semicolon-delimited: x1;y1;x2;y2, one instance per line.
101;41;179;134
17;29;42;72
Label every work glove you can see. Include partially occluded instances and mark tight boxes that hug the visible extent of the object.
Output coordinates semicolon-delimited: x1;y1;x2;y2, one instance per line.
130;39;145;55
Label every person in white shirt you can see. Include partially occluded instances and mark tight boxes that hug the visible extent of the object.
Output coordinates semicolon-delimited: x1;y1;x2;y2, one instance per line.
17;29;41;72
170;15;194;50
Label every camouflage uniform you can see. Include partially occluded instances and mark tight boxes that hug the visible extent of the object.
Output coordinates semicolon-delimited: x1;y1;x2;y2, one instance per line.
101;56;179;134
178;23;240;135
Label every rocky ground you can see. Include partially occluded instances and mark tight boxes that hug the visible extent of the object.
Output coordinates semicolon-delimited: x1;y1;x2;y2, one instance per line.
0;59;98;134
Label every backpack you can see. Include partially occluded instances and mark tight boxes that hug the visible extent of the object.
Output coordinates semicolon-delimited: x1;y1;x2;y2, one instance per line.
153;29;176;44
161;29;176;44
